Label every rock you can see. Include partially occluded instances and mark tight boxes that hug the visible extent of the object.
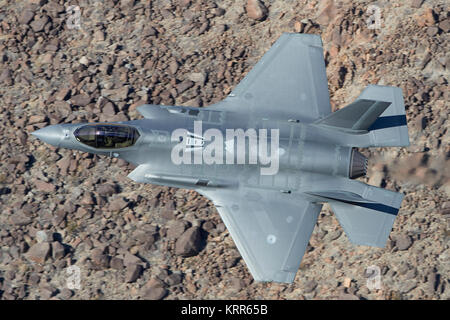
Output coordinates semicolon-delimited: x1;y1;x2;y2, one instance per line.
35;179;56;192
80;193;95;205
246;0;268;21
138;233;158;250
29;273;41;286
216;223;226;233
142;286;168;300
0;69;13;86
10;212;32;226
5;270;16;281
167;220;189;239
39;285;57;299
303;279;317;293
28;115;47;124
145;26;157;36
108;197;128;211
19;10;35;25
188;72;207;84
93;30;105;41
317;1;337;26
110;257;124;270
230;277;245;291
55;88;71;101
343;277;352;288
214;24;227;33
102;102;117;116
52;241;65;260
58;288;73;299
411;0;424;8
399;280;417;293
120;0;136;8
96;184;117;197
99;63;113;74
53;101;72;117
36;230;51;243
161;207;176;220
79;56;89;66
179;0;191;7
427;26;439;37
101;86;130;101
146;277;166;288
420;8;437;27
165;272;182;286
125;264;143;283
386;290;403;300
90;249;109;269
395;235;413;251
212;8;226;17
441;202;450;215
338;293;360;300
176;80;194;94
439;19;450;33
293;20;303;33
27;242;51;264
134;227;158;244
29;0;48;5
198;21;209;35
71;94;91;107
53;210;67;226
202;221;215;232
328;230;342;241
427;272;440;292
160;9;174;19
175;227;203;257
30;15;49;32
123;253;143;267
168;60;179;74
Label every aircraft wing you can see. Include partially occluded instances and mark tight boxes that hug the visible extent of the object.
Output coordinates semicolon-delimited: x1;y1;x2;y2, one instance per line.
199;187;322;283
214;33;331;122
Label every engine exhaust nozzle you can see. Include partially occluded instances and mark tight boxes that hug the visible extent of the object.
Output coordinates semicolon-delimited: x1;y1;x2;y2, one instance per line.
349;149;367;179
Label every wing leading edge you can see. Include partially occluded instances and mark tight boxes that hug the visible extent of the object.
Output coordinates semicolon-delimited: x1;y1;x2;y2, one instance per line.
212;33;331;122
199;187;322;283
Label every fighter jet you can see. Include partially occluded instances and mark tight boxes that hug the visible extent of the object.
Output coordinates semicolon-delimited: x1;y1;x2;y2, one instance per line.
32;33;410;283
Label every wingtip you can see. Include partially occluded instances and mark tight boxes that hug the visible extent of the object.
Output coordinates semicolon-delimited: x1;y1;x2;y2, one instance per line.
281;32;323;47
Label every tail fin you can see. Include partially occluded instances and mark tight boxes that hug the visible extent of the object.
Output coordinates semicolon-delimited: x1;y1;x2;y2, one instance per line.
316;85;410;147
307;186;404;247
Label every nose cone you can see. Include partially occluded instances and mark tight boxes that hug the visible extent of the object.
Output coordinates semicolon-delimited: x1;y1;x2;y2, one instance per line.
31;125;64;146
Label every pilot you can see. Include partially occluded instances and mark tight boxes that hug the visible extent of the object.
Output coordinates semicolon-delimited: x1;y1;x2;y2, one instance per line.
103;135;114;148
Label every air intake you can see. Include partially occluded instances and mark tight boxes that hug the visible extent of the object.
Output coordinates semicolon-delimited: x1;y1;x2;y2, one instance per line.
349;149;368;179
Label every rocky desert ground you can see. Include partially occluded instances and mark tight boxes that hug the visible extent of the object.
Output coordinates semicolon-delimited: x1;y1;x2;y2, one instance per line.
0;0;448;300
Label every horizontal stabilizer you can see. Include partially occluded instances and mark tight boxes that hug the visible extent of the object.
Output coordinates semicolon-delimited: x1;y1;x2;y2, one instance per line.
315;99;391;131
308;186;404;247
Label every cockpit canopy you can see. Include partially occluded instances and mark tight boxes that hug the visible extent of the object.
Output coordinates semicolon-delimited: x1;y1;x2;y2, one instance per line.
74;124;140;149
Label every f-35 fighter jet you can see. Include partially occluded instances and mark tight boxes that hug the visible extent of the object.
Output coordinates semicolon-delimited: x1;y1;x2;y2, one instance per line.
33;33;410;283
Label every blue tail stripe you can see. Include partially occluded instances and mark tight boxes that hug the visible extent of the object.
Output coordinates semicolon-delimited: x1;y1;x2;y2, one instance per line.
369;115;407;131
